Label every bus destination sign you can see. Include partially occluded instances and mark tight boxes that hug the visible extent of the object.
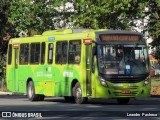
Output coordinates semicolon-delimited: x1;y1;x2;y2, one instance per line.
100;35;140;41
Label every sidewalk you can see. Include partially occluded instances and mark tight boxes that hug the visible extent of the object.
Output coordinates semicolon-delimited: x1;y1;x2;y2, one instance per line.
0;91;26;95
0;91;12;95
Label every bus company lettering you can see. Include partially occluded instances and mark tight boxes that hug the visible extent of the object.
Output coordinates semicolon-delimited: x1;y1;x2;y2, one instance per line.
36;72;52;78
63;71;73;77
37;72;43;77
47;67;52;72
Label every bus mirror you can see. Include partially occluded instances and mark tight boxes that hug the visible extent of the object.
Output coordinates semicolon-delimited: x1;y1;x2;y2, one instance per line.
92;46;96;55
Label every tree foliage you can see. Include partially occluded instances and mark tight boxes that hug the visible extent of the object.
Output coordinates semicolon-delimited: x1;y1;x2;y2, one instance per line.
148;0;160;59
1;0;160;85
70;0;148;29
0;0;13;84
6;0;151;35
8;0;62;36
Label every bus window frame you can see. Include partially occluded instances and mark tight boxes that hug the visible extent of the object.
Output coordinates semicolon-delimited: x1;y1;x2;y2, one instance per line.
55;41;68;64
48;43;54;64
68;40;81;64
30;42;40;65
41;42;46;65
19;43;29;65
7;44;12;65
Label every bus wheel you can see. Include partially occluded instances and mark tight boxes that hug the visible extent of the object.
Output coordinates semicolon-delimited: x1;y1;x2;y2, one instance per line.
64;96;75;103
117;98;130;105
27;81;38;101
73;82;88;104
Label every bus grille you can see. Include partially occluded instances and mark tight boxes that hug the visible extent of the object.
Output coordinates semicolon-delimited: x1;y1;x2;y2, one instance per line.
99;73;148;83
108;79;141;83
111;84;139;97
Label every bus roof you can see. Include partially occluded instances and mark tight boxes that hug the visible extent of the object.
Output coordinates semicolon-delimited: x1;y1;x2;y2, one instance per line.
96;30;143;36
9;29;143;44
9;29;96;44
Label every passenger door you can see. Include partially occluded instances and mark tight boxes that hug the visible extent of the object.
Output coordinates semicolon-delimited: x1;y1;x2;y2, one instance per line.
85;44;92;95
13;44;19;91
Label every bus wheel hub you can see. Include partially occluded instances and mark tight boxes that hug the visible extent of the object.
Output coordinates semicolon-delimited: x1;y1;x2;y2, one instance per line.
76;88;82;98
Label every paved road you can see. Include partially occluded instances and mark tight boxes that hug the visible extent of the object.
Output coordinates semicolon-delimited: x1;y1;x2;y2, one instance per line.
0;95;160;120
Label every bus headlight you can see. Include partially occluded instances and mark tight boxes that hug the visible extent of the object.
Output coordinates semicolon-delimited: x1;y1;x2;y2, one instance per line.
99;76;107;87
144;81;149;85
143;76;150;86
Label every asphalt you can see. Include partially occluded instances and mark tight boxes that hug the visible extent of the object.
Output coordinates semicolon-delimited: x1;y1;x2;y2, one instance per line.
0;91;159;102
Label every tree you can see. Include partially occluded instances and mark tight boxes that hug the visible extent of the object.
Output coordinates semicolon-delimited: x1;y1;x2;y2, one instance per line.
148;0;160;60
8;0;64;36
7;0;150;34
1;0;159;89
70;0;149;30
0;0;13;88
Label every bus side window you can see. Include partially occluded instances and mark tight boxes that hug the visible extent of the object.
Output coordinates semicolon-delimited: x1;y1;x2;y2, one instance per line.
48;43;53;64
30;43;40;64
8;44;12;65
68;40;81;64
61;42;67;64
56;41;68;64
56;42;62;64
19;44;29;65
41;42;45;64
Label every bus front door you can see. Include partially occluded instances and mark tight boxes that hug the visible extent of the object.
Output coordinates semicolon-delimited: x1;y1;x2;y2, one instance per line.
85;44;92;95
13;47;19;91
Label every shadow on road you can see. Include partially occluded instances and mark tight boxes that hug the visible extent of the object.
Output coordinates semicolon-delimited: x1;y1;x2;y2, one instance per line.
1;95;160;105
44;96;160;105
1;95;160;119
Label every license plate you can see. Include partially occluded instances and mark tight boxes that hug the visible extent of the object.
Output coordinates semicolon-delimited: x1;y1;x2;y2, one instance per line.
121;90;131;94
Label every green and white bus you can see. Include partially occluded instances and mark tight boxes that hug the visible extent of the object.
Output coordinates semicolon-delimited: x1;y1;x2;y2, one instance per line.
6;29;151;104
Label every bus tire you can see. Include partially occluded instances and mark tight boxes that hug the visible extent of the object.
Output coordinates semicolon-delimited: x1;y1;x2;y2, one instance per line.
117;98;130;105
27;81;38;101
73;82;88;104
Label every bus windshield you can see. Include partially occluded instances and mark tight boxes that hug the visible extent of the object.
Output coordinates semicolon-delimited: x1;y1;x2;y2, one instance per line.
97;44;149;75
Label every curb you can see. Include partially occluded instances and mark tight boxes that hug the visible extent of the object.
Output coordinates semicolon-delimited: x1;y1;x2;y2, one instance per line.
0;91;26;96
151;95;160;98
0;91;13;95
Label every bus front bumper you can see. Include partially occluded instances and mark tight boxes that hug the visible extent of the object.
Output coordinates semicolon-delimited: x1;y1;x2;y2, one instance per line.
95;81;151;98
